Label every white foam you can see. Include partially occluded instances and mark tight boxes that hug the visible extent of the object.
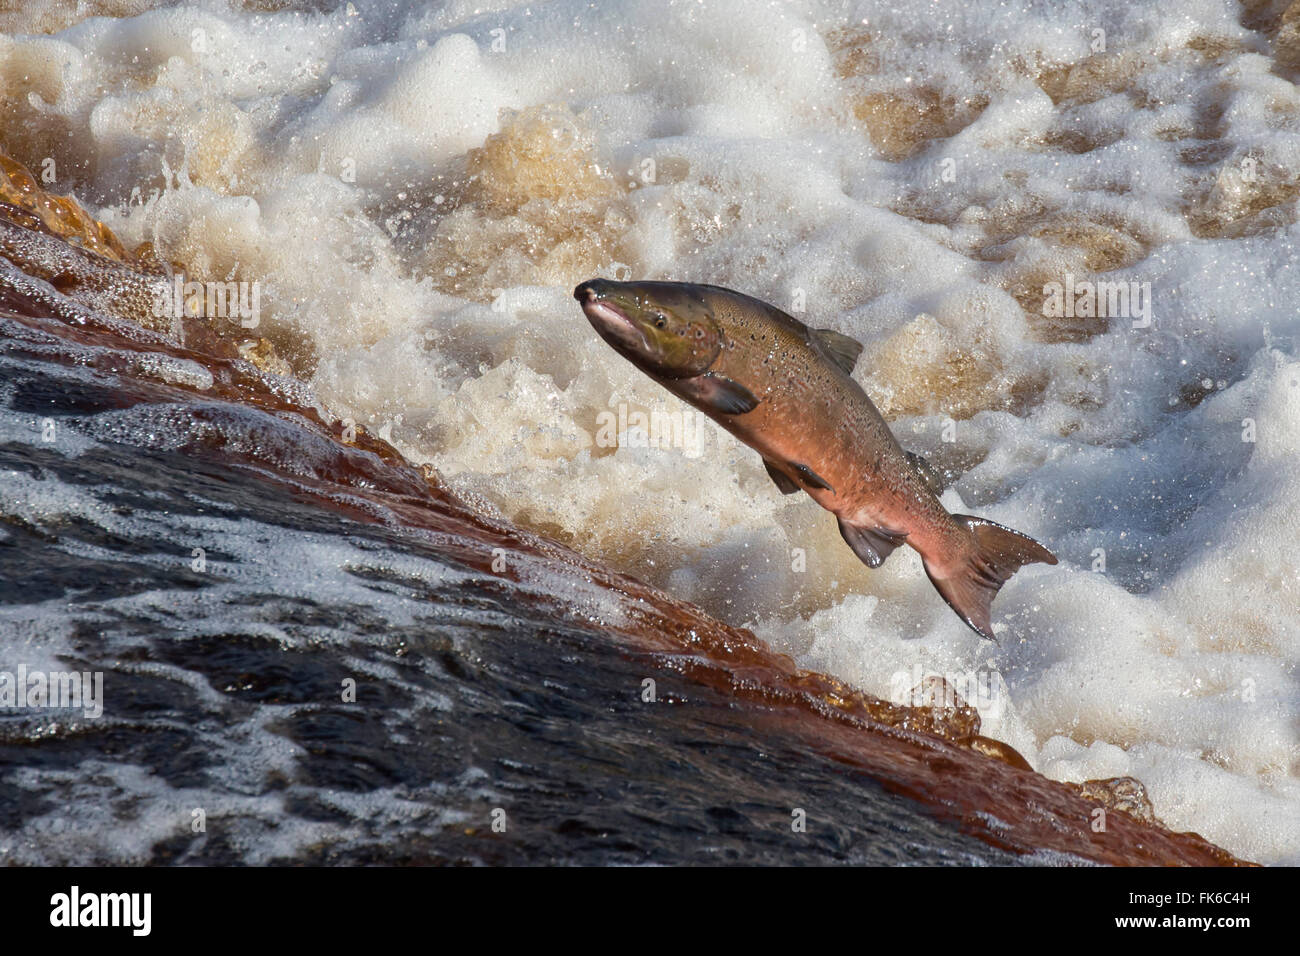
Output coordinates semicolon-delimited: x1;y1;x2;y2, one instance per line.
4;0;1298;862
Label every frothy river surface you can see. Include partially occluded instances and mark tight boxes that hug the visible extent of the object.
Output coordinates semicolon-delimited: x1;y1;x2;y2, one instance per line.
0;0;1296;863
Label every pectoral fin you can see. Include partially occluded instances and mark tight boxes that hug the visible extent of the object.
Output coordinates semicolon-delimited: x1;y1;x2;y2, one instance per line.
791;463;834;492
684;372;759;415
763;460;801;495
838;519;908;569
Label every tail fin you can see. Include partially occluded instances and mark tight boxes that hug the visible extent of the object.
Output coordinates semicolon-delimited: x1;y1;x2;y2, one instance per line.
923;515;1057;641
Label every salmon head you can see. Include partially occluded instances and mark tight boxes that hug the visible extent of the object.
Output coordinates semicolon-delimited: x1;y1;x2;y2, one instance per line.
575;278;722;379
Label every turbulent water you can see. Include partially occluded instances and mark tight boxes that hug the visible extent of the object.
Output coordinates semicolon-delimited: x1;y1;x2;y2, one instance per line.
0;275;1242;866
0;340;1026;865
0;0;1296;863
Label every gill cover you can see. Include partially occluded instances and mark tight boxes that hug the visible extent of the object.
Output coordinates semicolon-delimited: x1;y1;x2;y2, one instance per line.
575;279;723;379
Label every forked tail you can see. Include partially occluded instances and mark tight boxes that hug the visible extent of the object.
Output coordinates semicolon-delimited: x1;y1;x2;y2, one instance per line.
923;515;1057;641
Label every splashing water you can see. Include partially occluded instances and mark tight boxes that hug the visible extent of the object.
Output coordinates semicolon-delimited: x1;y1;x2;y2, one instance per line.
0;0;1296;863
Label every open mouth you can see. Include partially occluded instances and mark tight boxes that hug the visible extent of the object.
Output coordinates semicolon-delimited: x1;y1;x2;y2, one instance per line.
580;298;648;350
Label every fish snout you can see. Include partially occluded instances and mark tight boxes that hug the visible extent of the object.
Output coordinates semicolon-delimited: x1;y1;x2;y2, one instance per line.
576;281;646;353
574;279;614;303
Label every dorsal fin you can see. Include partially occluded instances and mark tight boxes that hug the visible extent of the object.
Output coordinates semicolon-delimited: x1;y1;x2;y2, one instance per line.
812;328;864;376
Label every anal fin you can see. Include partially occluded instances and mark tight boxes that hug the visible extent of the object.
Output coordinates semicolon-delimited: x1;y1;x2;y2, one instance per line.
837;518;907;569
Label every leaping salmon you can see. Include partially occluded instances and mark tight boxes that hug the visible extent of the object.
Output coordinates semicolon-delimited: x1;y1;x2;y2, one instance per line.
574;278;1057;641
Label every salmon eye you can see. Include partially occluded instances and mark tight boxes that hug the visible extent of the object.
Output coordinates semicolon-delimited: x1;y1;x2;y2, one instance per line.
653;314;667;329
693;327;704;339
